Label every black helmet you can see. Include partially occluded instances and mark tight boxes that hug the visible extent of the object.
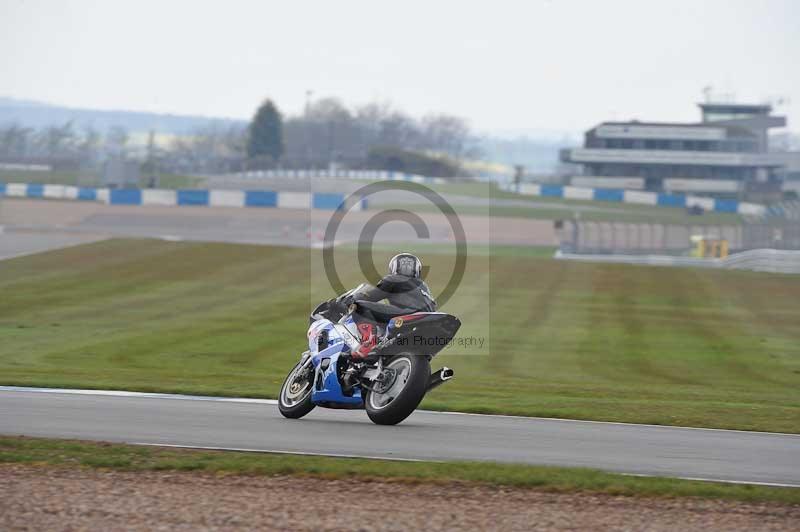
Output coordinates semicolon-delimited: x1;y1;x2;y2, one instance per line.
388;253;422;278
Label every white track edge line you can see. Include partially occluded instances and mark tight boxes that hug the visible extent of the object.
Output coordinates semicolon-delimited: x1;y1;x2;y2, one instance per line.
130;442;433;462
2;386;798;438
0;386;278;405
620;473;800;489
132;443;799;488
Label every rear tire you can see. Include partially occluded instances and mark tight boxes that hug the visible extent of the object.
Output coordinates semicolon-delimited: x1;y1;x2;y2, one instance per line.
364;354;430;425
279;360;315;419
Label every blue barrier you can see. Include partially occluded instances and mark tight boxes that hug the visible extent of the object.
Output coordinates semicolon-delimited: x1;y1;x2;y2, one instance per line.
7;180;759;216
312;193;345;210
540;185;564;198
0;183;5;195
77;187;97;201
177;189;209;206
714;198;739;213
594;188;624;202
657;193;687;208
26;184;44;198
110;189;142;205
244;190;277;207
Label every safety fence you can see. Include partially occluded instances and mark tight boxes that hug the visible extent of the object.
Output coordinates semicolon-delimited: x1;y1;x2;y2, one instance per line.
503;182;766;216
555;248;800;274
556;219;800;254
0;183;367;211
556;220;743;254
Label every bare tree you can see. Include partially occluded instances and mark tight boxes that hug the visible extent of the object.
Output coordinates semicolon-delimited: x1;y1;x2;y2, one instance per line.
79;126;101;163
252;96;476;172
106;126;129;158
420;114;471;158
33;121;77;158
0;124;33;158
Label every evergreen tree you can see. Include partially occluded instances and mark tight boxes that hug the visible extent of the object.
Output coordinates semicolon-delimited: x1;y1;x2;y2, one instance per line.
247;99;284;161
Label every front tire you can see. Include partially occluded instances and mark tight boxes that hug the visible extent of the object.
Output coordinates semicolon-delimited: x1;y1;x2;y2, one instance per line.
364;354;430;425
279;359;315;419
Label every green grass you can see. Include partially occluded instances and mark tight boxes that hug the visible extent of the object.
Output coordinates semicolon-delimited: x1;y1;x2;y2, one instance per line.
423;181;744;225
1;436;797;504
0;169;102;186
1;239;799;432
379;201;743;225
340;242;559;258
0;170;205;189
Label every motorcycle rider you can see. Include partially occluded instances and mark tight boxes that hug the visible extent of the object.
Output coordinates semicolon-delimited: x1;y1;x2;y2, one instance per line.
342;253;436;358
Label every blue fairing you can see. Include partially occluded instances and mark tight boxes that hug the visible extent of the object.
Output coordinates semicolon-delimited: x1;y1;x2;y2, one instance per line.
311;348;363;406
307;318;363;407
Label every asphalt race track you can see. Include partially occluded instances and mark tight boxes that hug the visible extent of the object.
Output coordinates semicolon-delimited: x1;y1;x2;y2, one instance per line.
0;199;557;253
1;387;798;487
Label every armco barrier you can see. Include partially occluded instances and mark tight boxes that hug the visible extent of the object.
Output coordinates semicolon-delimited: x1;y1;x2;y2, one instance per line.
657;193;686;208
505;183;766;217
177;189;210;206
0;183;365;211
109;189;142;205
245;190;278;207
26;183;44;198
594;188;624;202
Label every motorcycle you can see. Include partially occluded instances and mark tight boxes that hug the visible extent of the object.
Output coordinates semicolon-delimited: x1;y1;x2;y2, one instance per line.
278;284;461;425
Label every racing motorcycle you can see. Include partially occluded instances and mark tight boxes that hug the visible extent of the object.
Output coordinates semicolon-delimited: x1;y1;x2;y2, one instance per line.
278;284;461;425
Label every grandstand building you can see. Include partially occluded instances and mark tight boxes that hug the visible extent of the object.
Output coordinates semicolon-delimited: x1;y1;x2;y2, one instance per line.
560;102;787;200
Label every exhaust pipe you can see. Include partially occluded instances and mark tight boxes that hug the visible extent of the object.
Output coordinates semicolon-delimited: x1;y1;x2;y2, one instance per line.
427;367;454;392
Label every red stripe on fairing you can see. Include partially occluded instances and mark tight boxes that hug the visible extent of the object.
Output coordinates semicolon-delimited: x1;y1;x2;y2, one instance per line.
397;312;431;322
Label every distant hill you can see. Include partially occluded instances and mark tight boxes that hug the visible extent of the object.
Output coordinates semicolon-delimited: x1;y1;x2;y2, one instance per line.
0;97;246;135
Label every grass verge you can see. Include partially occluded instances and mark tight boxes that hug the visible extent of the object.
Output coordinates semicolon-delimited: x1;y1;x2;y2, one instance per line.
1;436;798;504
378;201;743;225
0;170;205;189
424;181;744;225
1;239;799;433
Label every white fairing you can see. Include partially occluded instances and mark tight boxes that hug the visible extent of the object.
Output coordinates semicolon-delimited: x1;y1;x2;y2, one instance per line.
335;322;361;351
307;319;340;354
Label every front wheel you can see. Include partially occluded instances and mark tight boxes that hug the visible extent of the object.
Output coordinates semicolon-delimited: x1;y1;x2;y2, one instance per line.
279;359;315;419
364;354;430;425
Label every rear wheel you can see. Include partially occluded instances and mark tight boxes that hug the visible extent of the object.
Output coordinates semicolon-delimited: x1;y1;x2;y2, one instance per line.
279;359;315;419
364;354;430;425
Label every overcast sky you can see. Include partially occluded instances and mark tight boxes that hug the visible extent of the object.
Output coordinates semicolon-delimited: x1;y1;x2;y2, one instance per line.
2;0;798;136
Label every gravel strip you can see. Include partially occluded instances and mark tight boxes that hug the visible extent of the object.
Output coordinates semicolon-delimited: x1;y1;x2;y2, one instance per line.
1;464;799;531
